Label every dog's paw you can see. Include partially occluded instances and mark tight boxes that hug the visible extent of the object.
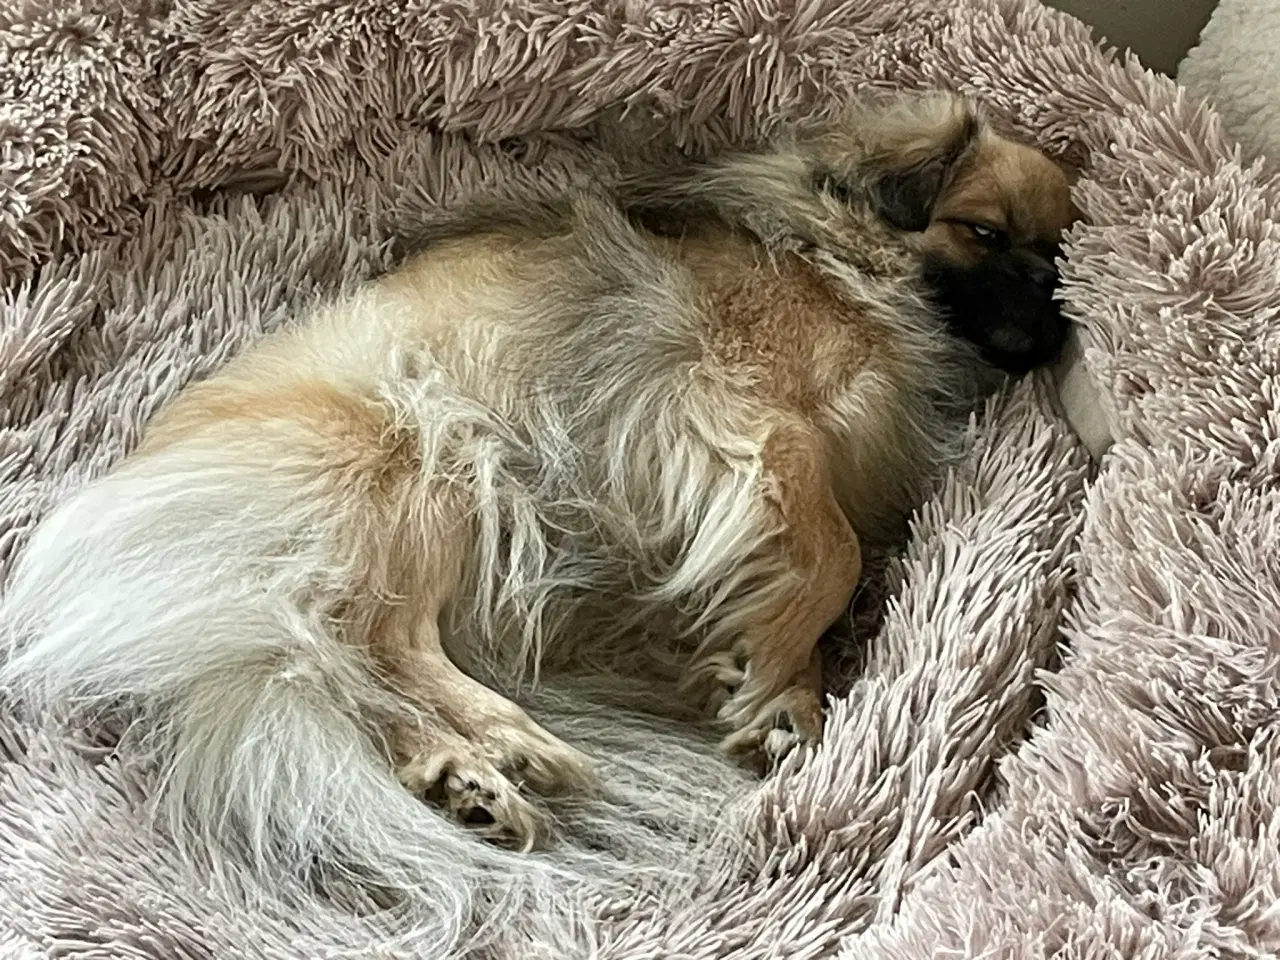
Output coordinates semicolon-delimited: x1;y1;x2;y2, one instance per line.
398;743;546;850
718;682;824;770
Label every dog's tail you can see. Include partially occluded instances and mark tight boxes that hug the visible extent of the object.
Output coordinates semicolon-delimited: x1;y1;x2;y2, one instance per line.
0;445;552;949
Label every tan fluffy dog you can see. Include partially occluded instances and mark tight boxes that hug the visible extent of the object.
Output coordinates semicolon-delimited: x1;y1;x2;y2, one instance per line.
0;93;1076;892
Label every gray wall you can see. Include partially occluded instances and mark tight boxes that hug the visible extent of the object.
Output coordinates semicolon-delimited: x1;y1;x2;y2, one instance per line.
1041;0;1219;75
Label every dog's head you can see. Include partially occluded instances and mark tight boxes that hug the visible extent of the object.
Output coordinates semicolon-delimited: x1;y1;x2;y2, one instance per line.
806;94;1080;373
618;93;1079;373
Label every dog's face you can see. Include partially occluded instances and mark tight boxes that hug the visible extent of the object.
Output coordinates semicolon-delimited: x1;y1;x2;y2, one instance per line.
916;132;1078;374
808;95;1080;373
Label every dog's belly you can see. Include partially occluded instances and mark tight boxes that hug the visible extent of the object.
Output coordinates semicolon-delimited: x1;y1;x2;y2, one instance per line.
389;225;960;675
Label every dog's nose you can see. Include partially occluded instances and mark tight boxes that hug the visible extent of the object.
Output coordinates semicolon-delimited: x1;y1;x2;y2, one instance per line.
1029;264;1058;290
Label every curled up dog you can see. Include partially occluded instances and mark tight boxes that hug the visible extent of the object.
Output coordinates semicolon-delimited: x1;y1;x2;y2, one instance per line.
0;93;1078;902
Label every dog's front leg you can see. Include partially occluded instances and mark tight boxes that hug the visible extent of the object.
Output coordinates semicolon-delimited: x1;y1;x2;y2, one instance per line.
684;424;862;767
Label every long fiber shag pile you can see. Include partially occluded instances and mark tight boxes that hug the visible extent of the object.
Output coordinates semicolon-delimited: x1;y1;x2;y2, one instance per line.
2;1;1280;957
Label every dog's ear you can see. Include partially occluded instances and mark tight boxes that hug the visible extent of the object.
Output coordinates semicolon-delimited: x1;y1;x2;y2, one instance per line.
863;98;982;232
867;153;961;232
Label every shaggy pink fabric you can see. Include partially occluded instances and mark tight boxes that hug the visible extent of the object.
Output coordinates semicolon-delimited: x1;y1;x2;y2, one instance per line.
2;1;1279;957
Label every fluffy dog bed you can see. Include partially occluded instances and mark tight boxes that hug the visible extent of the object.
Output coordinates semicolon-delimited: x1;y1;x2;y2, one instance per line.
2;1;1279;957
1180;0;1280;170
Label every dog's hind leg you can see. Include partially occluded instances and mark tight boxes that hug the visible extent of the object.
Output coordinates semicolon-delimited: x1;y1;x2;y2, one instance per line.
384;623;597;850
684;423;861;766
370;509;595;849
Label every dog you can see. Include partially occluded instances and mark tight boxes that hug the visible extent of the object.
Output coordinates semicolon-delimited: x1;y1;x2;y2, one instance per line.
0;92;1077;896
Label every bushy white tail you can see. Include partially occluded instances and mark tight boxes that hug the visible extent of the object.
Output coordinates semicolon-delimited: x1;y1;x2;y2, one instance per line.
0;445;565;952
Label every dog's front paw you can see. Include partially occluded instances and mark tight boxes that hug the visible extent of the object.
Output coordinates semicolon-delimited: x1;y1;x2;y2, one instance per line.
475;711;598;798
718;679;824;771
681;647;824;769
483;727;599;798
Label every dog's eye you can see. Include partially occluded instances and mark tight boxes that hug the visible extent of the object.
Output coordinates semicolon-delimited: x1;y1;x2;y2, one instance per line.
967;223;1010;249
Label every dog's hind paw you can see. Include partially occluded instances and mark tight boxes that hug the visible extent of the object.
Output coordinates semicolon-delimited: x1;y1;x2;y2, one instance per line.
398;742;547;851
